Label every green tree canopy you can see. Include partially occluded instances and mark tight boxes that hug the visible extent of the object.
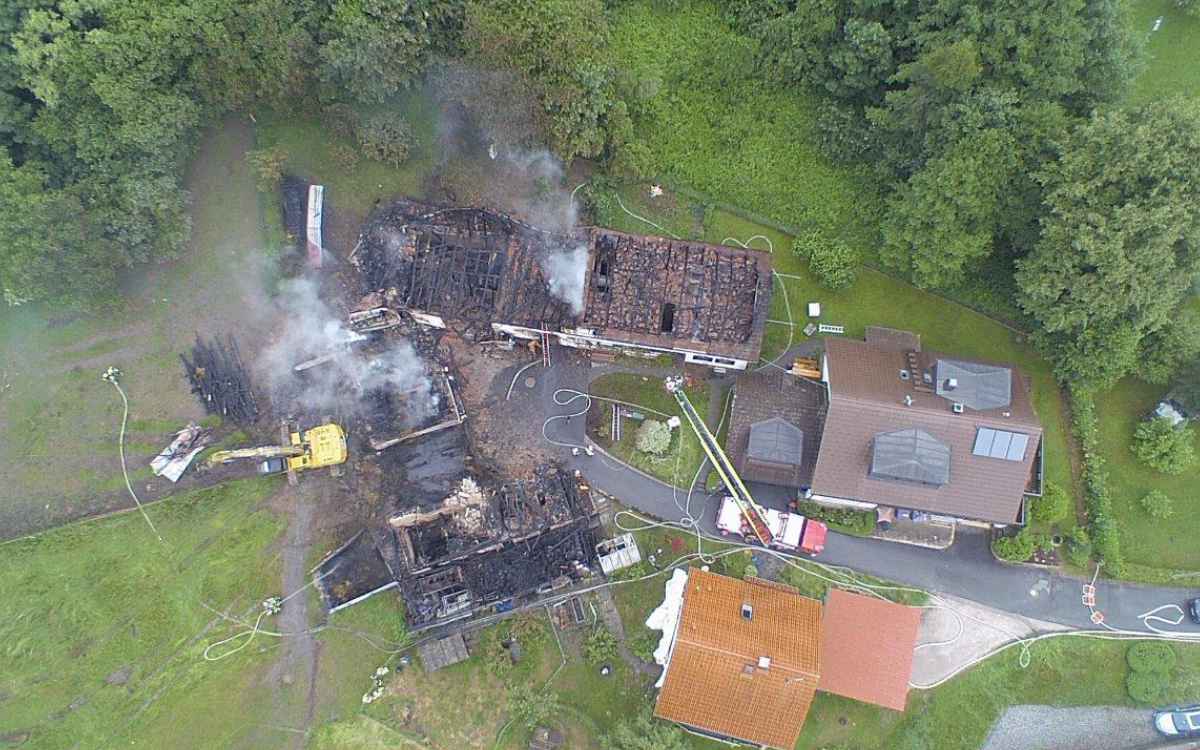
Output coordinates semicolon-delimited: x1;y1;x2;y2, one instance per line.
601;710;689;750
1017;98;1200;388
1132;417;1197;475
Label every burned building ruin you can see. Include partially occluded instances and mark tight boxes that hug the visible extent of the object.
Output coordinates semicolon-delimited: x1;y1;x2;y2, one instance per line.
353;200;773;370
315;462;600;630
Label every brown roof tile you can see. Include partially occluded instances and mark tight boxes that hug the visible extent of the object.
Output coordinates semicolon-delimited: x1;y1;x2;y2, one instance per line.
818;589;922;711
655;570;822;749
812;336;1042;523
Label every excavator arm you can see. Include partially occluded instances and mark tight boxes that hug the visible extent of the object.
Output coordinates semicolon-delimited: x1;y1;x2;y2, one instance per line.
207;444;304;466
666;377;773;546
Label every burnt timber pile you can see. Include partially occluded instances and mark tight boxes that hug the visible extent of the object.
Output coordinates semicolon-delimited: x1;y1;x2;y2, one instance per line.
352;200;580;340
180;335;259;426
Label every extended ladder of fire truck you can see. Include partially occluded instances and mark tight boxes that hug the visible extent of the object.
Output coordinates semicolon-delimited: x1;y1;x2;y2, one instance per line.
665;376;773;546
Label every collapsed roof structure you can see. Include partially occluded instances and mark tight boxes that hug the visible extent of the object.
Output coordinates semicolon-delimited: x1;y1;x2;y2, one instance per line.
353;200;773;369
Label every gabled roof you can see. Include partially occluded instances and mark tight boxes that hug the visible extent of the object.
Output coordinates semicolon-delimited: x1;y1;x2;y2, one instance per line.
935;359;1012;411
728;367;828;488
812;335;1043;524
747;417;804;468
870;428;950;486
654;570;822;750
818;589;922;711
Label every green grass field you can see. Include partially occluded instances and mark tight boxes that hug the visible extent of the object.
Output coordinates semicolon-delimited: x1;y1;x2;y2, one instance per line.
1129;0;1200;103
0;479;288;749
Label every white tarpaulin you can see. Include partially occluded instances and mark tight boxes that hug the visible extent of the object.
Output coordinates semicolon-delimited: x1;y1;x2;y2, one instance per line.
150;423;207;483
306;184;324;268
645;567;689;687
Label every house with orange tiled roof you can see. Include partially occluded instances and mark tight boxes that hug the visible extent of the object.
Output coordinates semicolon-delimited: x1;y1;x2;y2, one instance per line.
652;570;922;748
654;569;823;748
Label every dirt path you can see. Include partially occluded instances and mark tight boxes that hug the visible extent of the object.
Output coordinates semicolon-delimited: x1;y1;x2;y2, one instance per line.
264;480;322;748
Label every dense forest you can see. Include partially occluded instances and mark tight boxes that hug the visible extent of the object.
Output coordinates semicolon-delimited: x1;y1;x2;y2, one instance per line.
1;0;1198;392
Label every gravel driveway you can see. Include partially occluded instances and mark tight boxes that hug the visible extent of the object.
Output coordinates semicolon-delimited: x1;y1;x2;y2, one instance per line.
982;705;1161;750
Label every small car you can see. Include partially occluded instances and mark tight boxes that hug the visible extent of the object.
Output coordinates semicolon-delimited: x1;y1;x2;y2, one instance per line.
1154;705;1200;738
1189;597;1200;625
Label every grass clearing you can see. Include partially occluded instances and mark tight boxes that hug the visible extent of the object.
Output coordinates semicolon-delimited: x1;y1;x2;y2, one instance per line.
1129;0;1200;103
0;119;273;538
0;478;287;749
1095;378;1200;570
588;373;709;489
255;89;438;218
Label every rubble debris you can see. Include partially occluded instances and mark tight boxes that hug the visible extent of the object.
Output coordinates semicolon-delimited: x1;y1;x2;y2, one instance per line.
180;335;259;425
149;422;209;482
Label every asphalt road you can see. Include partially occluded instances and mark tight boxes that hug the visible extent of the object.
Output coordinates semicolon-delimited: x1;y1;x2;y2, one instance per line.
524;356;1200;636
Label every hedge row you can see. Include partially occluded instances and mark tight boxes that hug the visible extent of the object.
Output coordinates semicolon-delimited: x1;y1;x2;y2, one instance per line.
796;501;876;537
1068;386;1124;577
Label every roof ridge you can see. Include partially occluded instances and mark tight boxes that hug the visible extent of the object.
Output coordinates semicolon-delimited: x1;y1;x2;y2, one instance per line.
672;635;819;677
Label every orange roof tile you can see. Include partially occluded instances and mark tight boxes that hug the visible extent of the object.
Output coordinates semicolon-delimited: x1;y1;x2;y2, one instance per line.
817;589;922;711
654;570;823;749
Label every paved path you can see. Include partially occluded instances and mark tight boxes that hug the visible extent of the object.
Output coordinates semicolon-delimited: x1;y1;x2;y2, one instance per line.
524;356;1200;636
981;706;1161;750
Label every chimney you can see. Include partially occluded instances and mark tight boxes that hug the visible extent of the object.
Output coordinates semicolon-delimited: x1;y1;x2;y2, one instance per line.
945;377;958;391
903;395;913;407
741;603;753;621
952;402;964;414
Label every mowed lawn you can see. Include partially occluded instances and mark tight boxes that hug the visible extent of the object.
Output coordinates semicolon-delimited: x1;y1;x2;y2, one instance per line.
1129;0;1200;103
588;373;712;489
0;479;288;749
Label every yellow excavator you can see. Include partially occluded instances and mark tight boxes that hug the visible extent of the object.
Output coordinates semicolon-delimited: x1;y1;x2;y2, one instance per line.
207;422;347;484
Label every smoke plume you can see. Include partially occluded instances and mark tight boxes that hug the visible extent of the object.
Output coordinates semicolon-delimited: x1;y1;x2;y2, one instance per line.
258;278;438;425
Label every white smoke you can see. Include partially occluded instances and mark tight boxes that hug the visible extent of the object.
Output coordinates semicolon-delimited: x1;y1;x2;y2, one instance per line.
542;245;588;315
258;278;437;425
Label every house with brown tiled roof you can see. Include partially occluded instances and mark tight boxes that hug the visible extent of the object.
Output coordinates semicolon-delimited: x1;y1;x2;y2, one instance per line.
809;327;1043;526
653;570;923;747
727;366;828;489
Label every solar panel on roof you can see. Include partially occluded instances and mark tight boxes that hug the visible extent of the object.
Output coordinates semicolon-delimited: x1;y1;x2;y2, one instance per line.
973;427;1027;462
1006;433;1029;461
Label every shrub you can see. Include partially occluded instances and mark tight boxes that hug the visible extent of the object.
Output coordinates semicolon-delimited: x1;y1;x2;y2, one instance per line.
585;627;619;665
796;501;875;536
356;113;414;167
629;629;658;662
1065;526;1093;568
1140;489;1174;519
509;614;548;647
1126;669;1169;705
743;562;759;579
1132;417;1196;475
792;229;858;290
608;561;649;582
635;419;671;456
1070;387;1124;576
991;529;1035;562
1127;641;1177;674
1030;483;1071;524
507;683;561;730
246;146;288;192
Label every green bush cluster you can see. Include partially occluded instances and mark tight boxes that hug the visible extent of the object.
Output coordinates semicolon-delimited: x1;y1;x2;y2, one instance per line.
792;229;858;290
1069;387;1123;576
1029;483;1071;524
635;419;672;456
1125;641;1176;704
1132;417;1197;475
991;529;1035;562
629;628;658;662
1064;527;1093;568
796;501;876;537
355;114;414;167
1140;489;1174;519
585;626;620;665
